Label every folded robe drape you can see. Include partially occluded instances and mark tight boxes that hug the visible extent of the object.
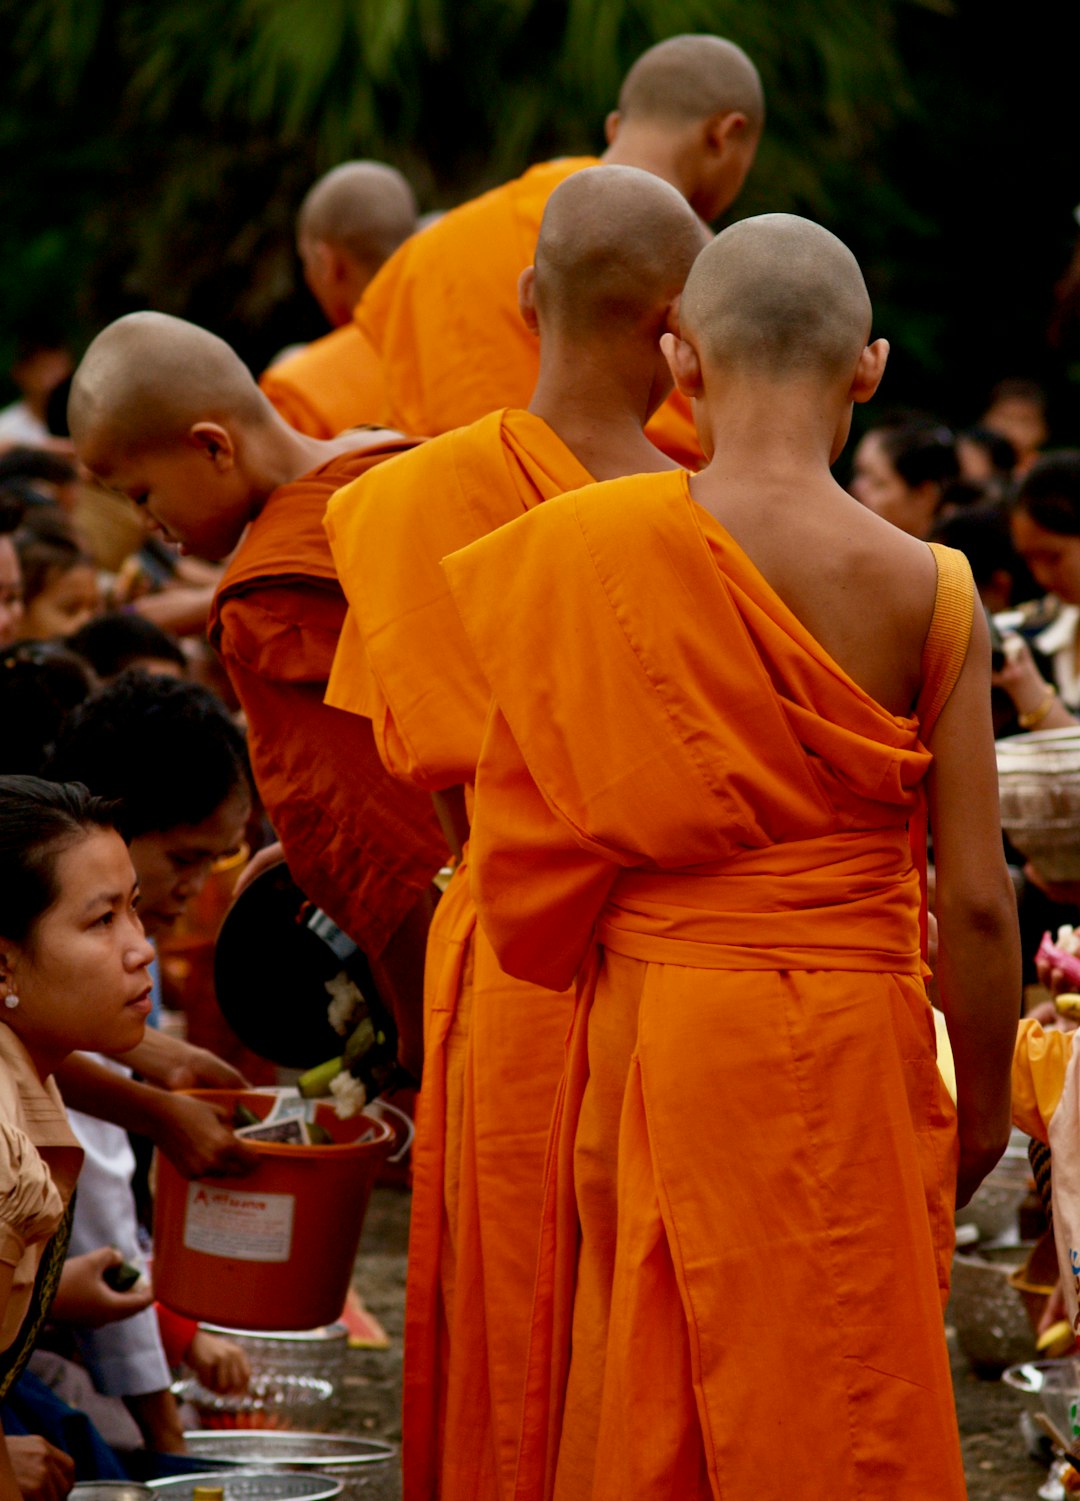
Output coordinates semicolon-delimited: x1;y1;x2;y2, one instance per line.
444;470;971;1501
207;443;446;959
324;410;594;1501
355;158;701;469
259;323;388;440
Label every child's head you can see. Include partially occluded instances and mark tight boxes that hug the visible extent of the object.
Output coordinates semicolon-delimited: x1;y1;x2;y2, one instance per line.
0;640;95;776
68;611;187;681
48;670;253;937
1010;450;1080;605
666;213;886;463
68;312;276;561
14;525;99;640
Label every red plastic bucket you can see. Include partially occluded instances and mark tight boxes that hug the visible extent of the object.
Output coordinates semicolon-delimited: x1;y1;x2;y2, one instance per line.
153;1091;393;1331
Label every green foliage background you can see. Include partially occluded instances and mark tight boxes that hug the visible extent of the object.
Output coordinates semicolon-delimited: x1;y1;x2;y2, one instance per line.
1;0;1077;431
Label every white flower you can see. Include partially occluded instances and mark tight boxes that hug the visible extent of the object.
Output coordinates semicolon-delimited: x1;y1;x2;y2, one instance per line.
325;970;365;1035
1058;925;1080;957
329;1071;367;1119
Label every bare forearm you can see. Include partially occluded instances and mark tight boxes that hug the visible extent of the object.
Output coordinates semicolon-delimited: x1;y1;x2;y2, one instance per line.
936;890;1022;1152
54;1053;163;1135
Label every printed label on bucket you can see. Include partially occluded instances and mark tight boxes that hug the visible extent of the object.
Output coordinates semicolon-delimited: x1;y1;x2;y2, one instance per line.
183;1182;296;1262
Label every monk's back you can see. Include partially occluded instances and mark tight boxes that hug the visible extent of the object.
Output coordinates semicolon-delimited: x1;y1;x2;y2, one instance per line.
697;474;939;720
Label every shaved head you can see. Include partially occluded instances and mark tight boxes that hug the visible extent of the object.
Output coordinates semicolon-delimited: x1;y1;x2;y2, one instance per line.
298;161;417;268
69;312;268;459
534;166;711;337
618;35;763;132
680;214;871;381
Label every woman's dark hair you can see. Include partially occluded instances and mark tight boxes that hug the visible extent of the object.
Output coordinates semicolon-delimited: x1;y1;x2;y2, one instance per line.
68;612;187;680
932;501;1039;599
14;525;92;607
875;419;960;491
0;774;120;942
961;424;1018;477
1013;450;1080;538
48;669;252;839
0;640;96;775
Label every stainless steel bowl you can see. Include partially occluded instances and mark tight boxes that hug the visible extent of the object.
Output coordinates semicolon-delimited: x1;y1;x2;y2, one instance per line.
148;1475;342;1501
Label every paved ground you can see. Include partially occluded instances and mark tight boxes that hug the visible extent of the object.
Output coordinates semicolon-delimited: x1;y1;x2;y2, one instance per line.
339;1184;1056;1501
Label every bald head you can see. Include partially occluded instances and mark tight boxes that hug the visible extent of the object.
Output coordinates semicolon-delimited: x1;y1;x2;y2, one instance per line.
680;214;871;382
533;166;711;339
298;161;417;269
69;312;268;459
618;35;764;133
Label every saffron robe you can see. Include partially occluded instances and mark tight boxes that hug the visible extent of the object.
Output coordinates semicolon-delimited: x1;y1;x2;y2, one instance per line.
324;409;592;1501
207;444;446;960
259;323;387;440
356;158;702;468
444;472;972;1501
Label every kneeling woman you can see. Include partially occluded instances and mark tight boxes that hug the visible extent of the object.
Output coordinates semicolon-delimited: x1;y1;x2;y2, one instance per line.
0;776;153;1492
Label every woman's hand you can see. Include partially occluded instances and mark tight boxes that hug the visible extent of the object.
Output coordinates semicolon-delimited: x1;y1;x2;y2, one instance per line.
147;1090;259;1178
5;1436;74;1501
51;1247;153;1326
992;633;1077;728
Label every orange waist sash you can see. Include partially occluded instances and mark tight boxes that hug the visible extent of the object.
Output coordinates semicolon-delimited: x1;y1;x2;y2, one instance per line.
596;827;923;973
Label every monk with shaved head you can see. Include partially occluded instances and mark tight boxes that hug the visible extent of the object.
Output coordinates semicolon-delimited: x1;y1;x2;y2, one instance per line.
443;215;1020;1498
324;164;708;1501
69;313;446;1070
357;33;762;467
261;161;418;439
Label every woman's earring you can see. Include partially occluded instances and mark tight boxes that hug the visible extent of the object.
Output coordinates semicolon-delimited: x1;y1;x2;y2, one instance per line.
3;993;19;1010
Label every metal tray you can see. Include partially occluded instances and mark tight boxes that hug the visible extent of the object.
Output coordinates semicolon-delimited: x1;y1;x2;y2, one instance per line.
149;1476;342;1501
182;1435;395;1469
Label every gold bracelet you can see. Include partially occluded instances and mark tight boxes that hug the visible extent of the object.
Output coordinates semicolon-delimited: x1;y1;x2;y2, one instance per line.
1018;684;1058;730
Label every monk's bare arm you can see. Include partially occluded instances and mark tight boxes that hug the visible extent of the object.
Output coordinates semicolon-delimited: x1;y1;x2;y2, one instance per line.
925;606;1021;1206
432;786;470;863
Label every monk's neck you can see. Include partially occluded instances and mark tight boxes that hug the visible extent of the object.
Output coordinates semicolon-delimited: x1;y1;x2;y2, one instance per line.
600;133;691;204
694;393;842;498
529;350;676;481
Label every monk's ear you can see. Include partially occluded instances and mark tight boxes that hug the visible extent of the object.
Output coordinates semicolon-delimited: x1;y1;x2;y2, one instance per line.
850;338;890;405
518;267;539;335
604;110;621;146
706;110;749;155
661;331;703;400
189;422;236;470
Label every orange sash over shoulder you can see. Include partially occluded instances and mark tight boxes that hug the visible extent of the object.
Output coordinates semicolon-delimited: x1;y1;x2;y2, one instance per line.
325;408;592;786
356;158;701;467
324;410;593;1501
208;443;445;956
445;474;973;1501
259;324;389;440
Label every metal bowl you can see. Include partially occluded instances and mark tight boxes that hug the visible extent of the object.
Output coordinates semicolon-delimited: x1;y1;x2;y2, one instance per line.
148;1476;342;1501
175;1324;348;1430
997;728;1080;881
182;1434;395;1469
71;1487;154;1501
1003;1358;1080;1443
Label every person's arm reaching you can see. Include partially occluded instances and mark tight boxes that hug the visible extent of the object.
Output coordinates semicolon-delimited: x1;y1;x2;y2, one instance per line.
54;1055;258;1178
926;605;1022;1206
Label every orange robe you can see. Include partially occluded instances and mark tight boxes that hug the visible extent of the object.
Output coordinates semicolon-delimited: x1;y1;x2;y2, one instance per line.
357;158;701;467
207;444;446;960
259;323;388;439
444;474;970;1501
324;410;593;1501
